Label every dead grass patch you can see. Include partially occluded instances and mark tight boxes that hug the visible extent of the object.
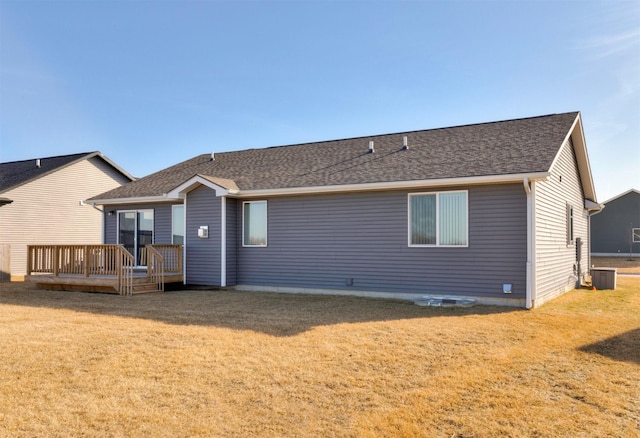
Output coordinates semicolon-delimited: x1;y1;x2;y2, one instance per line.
591;256;640;274
1;279;639;437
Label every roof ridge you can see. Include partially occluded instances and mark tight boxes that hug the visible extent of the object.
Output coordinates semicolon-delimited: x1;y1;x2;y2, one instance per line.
0;151;96;165
215;112;579;154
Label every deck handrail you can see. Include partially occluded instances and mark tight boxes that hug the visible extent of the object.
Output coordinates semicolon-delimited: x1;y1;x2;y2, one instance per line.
145;246;165;293
117;247;135;296
140;243;182;273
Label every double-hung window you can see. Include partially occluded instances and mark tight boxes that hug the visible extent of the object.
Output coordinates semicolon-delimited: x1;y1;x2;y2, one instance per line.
409;191;468;247
243;201;267;247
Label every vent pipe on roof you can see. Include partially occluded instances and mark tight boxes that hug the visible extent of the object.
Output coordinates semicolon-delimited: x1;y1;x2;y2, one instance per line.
368;141;375;153
402;136;409;150
36;159;41;168
210;152;215;161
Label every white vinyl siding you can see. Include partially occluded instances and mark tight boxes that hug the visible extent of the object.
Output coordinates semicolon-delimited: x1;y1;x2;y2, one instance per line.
0;157;130;277
566;204;574;245
409;191;468;247
534;137;589;306
243;201;267;247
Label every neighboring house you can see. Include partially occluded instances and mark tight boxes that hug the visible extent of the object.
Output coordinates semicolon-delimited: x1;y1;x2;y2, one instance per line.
0;152;135;280
90;112;600;308
591;189;640;257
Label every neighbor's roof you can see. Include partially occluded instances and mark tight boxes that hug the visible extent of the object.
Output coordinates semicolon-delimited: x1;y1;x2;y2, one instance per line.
0;152;135;194
91;112;586;201
601;188;640;205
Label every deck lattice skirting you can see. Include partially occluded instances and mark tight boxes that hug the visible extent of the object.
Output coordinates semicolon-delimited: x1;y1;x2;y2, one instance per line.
26;244;183;295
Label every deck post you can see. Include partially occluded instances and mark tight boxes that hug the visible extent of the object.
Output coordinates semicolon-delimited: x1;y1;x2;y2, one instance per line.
27;246;32;275
84;245;89;277
116;249;121;293
53;245;59;276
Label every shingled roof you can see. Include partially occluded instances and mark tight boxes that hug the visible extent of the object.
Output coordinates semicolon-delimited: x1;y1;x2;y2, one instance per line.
91;112;582;201
0;152;135;194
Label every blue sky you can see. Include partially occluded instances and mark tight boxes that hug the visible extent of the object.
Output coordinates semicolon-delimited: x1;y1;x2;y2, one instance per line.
1;0;638;202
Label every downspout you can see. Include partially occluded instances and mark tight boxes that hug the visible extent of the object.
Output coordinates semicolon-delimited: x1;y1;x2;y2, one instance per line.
523;178;535;309
586;203;605;280
183;195;188;285
88;201;106;243
220;196;227;287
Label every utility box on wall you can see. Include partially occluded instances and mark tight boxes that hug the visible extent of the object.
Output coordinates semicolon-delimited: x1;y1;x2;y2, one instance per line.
590;267;617;290
198;226;209;239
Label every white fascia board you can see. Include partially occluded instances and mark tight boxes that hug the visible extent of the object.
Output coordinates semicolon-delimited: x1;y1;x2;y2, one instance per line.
553;113;597;203
166;175;232;198
95;152;137;181
231;172;550;198
89;195;178;205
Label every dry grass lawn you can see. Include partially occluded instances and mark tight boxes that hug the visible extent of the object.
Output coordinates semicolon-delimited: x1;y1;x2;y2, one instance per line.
591;256;640;274
1;278;639;437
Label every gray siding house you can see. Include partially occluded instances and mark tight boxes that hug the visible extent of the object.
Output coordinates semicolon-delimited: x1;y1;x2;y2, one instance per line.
90;112;600;308
591;189;640;257
0;152;134;279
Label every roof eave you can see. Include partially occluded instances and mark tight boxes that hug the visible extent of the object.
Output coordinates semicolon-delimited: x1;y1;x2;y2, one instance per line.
88;172;550;203
89;195;180;205
552;113;597;203
1;151;135;194
94;152;137;181
230;172;551;198
601;188;640;205
165;174;240;198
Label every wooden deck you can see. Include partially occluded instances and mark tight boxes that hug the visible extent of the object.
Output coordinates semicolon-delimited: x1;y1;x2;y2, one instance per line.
25;244;183;295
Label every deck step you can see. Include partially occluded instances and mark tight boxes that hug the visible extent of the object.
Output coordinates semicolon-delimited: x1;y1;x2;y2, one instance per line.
131;283;162;294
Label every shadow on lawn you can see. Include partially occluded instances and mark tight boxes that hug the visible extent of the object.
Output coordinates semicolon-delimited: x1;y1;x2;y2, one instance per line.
0;284;519;336
579;328;640;365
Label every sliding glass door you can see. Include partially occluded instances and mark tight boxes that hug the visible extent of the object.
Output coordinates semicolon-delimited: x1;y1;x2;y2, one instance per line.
118;210;154;266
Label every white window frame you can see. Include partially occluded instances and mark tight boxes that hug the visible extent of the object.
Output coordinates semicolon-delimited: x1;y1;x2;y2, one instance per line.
171;204;185;245
242;200;268;247
116;209;154;266
633;228;640;243
408;190;469;248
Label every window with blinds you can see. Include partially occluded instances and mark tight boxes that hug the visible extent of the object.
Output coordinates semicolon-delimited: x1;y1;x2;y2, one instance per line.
409;191;468;247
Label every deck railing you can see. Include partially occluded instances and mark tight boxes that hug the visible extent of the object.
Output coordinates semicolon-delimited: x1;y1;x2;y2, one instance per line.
27;244;183;295
145;245;165;293
118;249;135;296
27;244;136;296
138;245;182;273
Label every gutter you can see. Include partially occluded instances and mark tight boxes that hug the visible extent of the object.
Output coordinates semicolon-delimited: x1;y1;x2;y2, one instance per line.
89;195;179;206
231;172;552;198
89;172;551;205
